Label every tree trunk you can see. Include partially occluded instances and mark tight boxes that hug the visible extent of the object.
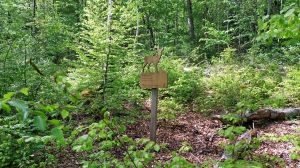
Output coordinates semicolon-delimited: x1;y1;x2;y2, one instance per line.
186;0;195;41
103;0;113;101
146;15;155;49
134;0;140;49
32;0;37;35
174;11;178;46
135;19;139;47
212;108;300;125
267;0;272;15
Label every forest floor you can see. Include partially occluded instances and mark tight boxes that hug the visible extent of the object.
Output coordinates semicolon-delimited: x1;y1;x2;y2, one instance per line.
123;106;300;168
54;103;300;168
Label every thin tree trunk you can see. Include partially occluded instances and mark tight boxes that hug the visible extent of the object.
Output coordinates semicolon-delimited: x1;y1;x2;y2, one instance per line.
103;0;113;101
134;0;140;49
174;11;178;46
186;0;195;41
226;4;230;48
146;15;155;49
3;41;13;73
267;0;272;15
237;3;241;54
24;39;27;86
32;0;37;35
135;19;139;47
217;0;220;53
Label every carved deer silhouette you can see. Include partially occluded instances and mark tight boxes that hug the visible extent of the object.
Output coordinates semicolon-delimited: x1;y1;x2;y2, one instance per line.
142;48;164;73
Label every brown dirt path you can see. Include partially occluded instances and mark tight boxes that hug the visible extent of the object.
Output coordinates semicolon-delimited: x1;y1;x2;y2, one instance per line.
125;110;300;167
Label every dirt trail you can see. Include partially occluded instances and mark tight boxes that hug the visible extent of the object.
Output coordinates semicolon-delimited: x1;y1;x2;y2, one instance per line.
125;110;300;167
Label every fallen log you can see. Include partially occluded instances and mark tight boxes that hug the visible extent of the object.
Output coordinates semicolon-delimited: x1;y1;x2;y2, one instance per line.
211;108;300;124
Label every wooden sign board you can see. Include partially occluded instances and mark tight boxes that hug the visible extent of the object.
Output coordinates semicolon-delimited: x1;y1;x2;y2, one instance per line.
140;69;168;88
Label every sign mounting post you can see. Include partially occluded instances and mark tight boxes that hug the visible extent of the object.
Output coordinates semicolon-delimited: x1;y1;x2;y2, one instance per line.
140;48;168;142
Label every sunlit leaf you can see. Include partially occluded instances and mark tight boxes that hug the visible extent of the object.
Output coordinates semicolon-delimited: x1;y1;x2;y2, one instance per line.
48;119;60;127
20;88;29;96
25;137;34;143
1;103;11;113
46;104;59;112
262;15;269;21
3;92;15;102
284;8;295;17
61;109;69;119
76;134;89;142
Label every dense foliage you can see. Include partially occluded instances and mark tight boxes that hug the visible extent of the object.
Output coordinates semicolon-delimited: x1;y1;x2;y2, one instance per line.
1;0;300;167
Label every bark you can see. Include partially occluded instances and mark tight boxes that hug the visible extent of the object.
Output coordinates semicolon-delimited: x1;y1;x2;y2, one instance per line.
103;0;113;101
134;0;139;49
186;0;195;40
32;0;37;35
267;0;272;15
174;11;178;46
212;108;300;125
146;16;155;49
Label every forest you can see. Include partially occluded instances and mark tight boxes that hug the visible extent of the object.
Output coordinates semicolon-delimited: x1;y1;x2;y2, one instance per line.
1;0;300;167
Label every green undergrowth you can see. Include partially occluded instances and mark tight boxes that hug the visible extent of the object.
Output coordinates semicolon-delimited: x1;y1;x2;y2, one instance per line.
2;45;300;167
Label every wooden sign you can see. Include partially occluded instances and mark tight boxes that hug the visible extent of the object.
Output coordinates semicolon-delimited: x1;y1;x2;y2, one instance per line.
140;48;168;88
140;69;168;88
140;47;168;142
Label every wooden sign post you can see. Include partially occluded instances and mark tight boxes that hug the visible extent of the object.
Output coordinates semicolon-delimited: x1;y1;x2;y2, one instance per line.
140;48;167;142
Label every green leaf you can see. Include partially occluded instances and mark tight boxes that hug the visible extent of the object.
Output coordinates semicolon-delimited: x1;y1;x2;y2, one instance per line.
46;104;59;112
76;134;89;143
48;119;60;127
20;88;29;96
33;110;47;118
145;141;155;150
65;104;77;109
54;71;67;77
51;128;64;140
3;92;15;102
101;108;107;114
8;100;29;121
153;144;160;152
224;126;234;137
233;126;246;134
262;15;269;21
1;103;11;113
61;109;69;119
138;138;149;144
236;101;244;108
34;115;47;131
25;137;35;143
118;125;126;133
284;8;295;17
100;140;113;149
37;104;48;111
